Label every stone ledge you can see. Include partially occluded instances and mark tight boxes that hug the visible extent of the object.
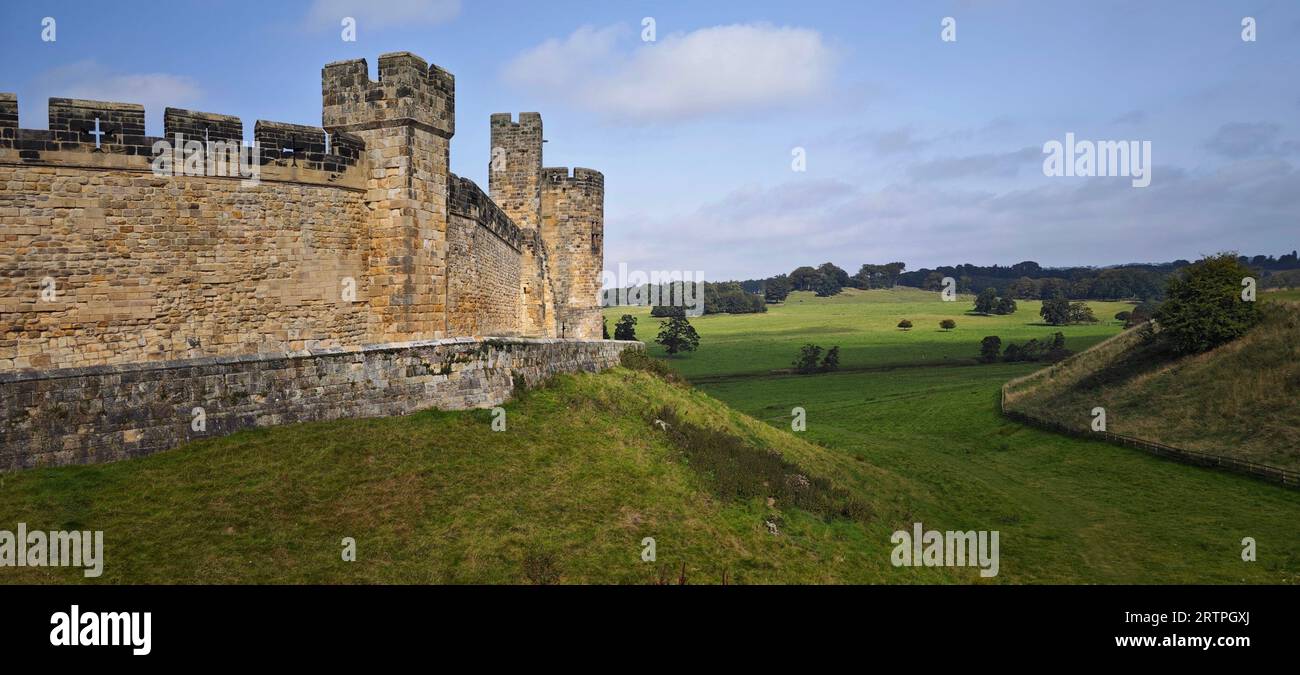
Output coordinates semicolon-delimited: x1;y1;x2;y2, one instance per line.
0;337;641;384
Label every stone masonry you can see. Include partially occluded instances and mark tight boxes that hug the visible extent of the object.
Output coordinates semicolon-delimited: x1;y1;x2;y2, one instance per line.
0;52;625;469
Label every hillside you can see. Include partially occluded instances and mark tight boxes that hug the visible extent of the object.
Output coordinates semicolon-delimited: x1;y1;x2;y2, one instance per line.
1004;301;1300;473
0;366;961;585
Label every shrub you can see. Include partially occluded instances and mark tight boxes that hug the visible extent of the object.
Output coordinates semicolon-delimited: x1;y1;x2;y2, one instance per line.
793;344;824;374
1114;311;1132;323
940;319;956;331
613;314;637;341
1156;253;1261;355
619;348;682;383
821;346;840;372
994;296;1018;315
897;319;913;330
979;336;1002;363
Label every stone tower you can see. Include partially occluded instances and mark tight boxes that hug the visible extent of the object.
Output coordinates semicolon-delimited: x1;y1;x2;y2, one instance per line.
322;52;455;342
489;113;604;339
541;167;604;339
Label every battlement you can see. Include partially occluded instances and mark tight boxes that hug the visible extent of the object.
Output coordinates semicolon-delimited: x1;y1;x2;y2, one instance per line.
542;167;604;188
490;112;542;131
0;93;364;171
254;119;364;171
449;174;524;252
322;52;454;137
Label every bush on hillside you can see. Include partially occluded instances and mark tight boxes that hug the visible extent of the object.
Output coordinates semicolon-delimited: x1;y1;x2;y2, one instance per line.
1156;253;1261;355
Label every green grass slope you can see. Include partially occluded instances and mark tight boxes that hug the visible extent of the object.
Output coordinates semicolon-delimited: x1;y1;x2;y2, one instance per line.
614;288;1300;583
1005;302;1300;472
0;368;966;585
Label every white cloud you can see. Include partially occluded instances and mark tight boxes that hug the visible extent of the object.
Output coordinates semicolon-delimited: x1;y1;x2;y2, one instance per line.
306;0;460;29
30;60;203;135
503;23;837;121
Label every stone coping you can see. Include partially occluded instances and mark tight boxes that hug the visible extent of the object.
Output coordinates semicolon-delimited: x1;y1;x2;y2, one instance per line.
0;337;643;384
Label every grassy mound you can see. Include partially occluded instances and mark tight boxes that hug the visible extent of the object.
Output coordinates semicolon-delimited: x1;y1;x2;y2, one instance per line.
0;367;960;585
1004;302;1300;472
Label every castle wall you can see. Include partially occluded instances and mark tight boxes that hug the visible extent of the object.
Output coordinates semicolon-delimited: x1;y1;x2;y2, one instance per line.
0;337;642;470
0;110;371;369
540;167;605;339
0;52;618;469
446;175;523;336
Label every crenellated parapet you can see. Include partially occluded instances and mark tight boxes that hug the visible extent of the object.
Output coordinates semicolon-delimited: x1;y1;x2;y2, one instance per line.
0;93;365;177
322;52;454;137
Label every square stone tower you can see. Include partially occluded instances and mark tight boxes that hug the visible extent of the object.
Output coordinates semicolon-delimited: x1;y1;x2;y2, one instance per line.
323;52;454;342
490;113;604;339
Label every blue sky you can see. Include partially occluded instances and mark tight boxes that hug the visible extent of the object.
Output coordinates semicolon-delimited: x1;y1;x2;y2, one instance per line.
2;0;1298;280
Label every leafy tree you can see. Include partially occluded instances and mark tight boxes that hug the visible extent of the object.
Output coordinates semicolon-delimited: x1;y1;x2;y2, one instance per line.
979;336;1002;363
994;296;1018;315
650;305;685;318
817;262;850;289
789;266;821;291
821;346;840;372
613;314;637;341
1114;311;1131;323
897;319;913;330
1040;298;1070;325
940;319;956;331
1067;301;1097;324
973;287;998;314
1009;276;1039;299
793;344;824;374
1039;278;1068;300
764;275;791;303
656;315;701;355
813;273;843;297
1156;253;1261;355
1125;300;1159;328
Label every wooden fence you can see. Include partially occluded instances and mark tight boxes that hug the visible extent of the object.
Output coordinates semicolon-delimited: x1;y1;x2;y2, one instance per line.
999;386;1300;490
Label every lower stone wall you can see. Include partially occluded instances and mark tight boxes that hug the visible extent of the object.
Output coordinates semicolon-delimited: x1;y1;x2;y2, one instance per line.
0;337;641;470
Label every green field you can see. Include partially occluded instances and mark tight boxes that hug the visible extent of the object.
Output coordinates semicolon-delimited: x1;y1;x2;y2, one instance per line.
610;287;1133;380
609;287;1300;583
2;287;1296;584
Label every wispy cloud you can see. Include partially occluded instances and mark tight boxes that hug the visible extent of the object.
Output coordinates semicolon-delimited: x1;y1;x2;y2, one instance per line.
30;60;202;135
608;158;1300;280
503;23;837;122
1204;122;1299;158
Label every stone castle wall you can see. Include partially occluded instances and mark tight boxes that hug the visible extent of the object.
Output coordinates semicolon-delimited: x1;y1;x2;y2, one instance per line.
1;51;605;370
0;337;642;470
0;51;617;469
0;137;370;370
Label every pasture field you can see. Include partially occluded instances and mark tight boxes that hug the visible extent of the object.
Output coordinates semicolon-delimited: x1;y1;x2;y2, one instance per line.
606;287;1134;380
609;287;1300;583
